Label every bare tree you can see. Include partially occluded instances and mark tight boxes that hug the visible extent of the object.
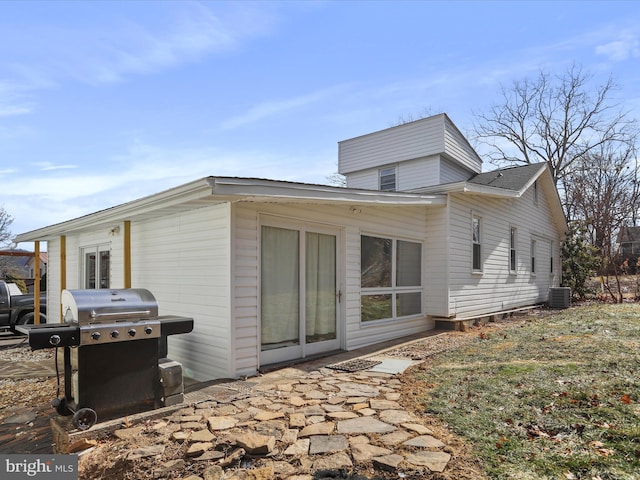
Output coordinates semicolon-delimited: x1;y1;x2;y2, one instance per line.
0;206;13;247
565;145;640;302
473;65;638;187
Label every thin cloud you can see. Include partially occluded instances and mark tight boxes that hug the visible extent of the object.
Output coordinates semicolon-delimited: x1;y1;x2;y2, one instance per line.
221;85;351;130
36;162;79;172
595;31;640;61
2;3;278;88
0;104;31;117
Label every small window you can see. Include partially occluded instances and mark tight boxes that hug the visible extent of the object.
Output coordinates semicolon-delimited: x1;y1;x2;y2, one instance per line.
531;239;536;274
379;167;396;191
472;216;482;271
550;241;554;274
533;180;539;204
509;227;517;272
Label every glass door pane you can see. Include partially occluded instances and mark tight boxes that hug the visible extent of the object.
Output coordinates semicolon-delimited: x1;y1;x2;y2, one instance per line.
305;232;336;344
99;250;110;288
261;226;300;351
85;252;96;289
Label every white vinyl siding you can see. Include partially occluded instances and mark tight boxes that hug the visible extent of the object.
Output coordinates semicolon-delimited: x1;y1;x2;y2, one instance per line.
339;114;481;176
442;115;482;173
340;115;480;192
440;157;474;184
233;202;433;371
61;227;122;291
424;206;449;317
131;203;232;382
446;182;561;318
345;156;441;191
339;116;445;175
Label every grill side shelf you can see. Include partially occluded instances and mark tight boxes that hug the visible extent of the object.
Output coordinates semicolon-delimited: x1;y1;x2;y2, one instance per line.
17;324;80;350
159;316;194;336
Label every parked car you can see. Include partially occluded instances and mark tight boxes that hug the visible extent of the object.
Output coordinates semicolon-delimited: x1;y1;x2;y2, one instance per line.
0;280;47;332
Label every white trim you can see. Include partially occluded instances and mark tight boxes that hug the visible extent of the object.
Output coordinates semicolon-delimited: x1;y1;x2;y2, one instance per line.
15;177;446;242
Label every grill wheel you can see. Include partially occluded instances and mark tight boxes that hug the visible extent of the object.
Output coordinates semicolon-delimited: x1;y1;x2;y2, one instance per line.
72;408;97;431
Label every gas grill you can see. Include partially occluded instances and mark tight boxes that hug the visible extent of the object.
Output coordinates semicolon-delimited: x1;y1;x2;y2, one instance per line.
18;288;193;430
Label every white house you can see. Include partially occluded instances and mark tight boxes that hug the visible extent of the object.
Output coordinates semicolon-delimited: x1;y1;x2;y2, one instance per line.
15;114;567;381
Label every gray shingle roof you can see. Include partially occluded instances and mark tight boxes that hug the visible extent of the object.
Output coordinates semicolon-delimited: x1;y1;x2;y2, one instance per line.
468;163;546;192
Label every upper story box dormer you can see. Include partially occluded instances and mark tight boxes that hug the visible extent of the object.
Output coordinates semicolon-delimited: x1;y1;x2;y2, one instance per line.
338;113;482;192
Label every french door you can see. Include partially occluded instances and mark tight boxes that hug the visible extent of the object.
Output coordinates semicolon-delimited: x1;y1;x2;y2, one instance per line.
260;221;340;365
82;244;110;289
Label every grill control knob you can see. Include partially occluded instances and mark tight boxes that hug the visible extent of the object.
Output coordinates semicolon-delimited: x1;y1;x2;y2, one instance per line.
128;328;136;337
110;330;120;339
49;335;61;346
144;326;153;335
91;331;101;341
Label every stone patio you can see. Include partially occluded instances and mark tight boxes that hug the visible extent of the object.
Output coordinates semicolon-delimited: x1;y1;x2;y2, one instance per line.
88;349;454;479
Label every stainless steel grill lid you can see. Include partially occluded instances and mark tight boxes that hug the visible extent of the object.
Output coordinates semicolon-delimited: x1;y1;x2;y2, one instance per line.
61;289;161;345
62;288;158;324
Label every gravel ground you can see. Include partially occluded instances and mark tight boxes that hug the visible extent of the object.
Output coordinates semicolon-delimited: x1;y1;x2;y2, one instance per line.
0;336;58;421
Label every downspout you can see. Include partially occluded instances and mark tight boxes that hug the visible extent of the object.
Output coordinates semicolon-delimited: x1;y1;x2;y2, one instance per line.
60;236;66;321
34;241;40;324
124;221;131;288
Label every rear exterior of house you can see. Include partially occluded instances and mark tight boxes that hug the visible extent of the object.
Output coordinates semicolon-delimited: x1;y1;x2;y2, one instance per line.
16;114;566;381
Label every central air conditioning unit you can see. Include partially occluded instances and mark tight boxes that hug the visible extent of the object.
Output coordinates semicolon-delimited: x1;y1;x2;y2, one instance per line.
548;287;571;309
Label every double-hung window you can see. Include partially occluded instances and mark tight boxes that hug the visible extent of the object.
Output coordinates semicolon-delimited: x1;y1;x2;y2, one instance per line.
531;239;536;274
509;227;517;273
472;216;482;271
360;235;422;322
379;167;397;191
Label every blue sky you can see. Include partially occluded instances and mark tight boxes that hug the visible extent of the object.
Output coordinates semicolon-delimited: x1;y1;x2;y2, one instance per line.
2;0;639;240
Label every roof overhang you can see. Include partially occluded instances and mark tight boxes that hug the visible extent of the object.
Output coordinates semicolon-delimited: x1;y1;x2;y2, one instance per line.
207;177;446;206
415;164;568;236
15;177;446;243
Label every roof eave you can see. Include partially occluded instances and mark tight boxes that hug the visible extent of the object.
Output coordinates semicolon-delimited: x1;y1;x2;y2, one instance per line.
15;177;447;243
208;177;447;206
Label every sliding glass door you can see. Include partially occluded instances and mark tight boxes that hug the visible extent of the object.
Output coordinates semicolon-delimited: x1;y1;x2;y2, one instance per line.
261;222;339;365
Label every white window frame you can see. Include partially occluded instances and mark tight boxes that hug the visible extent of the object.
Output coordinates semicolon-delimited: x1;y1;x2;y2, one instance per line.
509;227;517;273
360;234;423;323
81;243;111;289
379;166;397;191
531;239;537;275
472;214;482;272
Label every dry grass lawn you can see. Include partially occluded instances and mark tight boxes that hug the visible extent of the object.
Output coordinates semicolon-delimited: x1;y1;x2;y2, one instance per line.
403;304;640;480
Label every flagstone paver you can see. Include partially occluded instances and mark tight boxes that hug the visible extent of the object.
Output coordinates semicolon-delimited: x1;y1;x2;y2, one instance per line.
308;435;349;454
68;349;453;479
336;417;396;434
